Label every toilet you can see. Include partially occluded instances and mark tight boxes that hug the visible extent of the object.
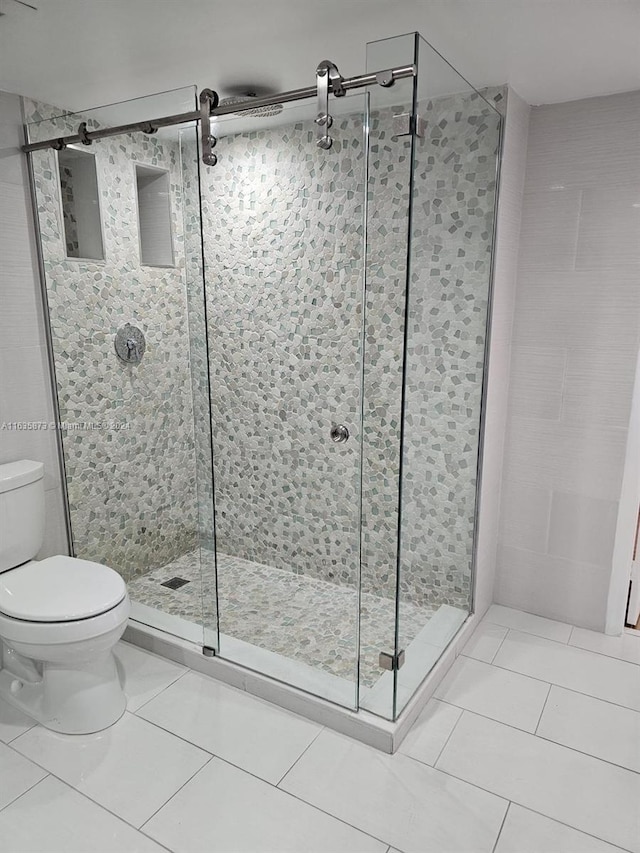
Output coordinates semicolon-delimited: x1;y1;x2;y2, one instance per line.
0;459;130;734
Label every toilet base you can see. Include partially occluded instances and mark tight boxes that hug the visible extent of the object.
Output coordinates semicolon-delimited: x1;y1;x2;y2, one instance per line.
0;651;126;734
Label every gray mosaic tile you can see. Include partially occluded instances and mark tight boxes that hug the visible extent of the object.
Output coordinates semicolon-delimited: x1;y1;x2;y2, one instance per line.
128;549;434;688
26;100;201;583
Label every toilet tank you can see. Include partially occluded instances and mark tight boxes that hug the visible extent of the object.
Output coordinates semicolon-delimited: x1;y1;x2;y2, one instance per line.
0;460;46;572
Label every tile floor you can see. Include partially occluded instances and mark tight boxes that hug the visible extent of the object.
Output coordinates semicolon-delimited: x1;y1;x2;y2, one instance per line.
0;604;638;853
127;549;436;687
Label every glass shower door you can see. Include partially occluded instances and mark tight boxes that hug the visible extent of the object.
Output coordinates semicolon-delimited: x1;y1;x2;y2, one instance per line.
26;90;218;650
199;94;368;708
393;35;503;717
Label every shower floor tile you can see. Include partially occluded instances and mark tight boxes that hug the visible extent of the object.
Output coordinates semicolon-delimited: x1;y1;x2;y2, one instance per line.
127;550;437;688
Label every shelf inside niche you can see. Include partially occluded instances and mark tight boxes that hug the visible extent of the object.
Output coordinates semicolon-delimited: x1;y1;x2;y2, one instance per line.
57;147;105;261
135;164;175;267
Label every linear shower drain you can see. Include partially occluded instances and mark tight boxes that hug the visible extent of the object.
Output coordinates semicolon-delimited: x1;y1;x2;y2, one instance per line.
161;577;190;590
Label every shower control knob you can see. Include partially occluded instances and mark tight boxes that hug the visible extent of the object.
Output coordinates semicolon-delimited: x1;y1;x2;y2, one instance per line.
330;424;350;444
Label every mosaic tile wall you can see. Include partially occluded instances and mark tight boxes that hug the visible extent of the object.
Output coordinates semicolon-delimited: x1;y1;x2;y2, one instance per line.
197;111;367;588
26;100;201;582
194;87;503;611
26;82;501;618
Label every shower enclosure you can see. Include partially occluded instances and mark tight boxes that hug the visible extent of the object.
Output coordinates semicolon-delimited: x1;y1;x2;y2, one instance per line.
25;33;502;723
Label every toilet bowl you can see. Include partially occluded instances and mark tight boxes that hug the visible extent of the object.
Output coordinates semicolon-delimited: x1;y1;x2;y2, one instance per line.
0;460;130;734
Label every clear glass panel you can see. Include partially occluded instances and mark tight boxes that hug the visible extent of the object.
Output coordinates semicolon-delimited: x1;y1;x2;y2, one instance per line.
26;89;216;648
198;93;368;708
393;36;502;715
358;33;418;719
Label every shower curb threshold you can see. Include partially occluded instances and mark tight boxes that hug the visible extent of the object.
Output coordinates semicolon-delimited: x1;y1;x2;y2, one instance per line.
123;609;481;753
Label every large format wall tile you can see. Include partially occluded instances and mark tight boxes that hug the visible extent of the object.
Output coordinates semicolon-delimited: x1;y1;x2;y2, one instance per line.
576;184;640;270
0;344;61;491
512;268;640;351
547;490;619;568
0;91;28;186
502;417;627;502
517;188;581;271
562;345;638;429
494;546;612;630
496;90;640;630
0;94;67;558
524;91;640;191
499;480;552;552
507;346;566;420
0;180;47;350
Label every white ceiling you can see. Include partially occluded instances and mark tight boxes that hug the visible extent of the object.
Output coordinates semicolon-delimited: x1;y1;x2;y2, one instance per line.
1;0;639;113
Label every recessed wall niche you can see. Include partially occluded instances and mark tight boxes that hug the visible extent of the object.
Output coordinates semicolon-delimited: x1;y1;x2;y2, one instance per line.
135;164;174;267
57;147;105;261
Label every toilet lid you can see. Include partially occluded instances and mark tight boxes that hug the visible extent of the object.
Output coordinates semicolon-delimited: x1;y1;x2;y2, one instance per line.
0;556;126;622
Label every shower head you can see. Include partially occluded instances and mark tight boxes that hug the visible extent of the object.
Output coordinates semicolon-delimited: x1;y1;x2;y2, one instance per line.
218;92;284;118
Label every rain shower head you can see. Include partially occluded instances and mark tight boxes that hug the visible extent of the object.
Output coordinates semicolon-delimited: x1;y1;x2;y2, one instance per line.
218;92;284;118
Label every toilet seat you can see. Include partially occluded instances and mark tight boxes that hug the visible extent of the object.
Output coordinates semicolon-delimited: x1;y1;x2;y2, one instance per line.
0;595;130;646
0;555;126;622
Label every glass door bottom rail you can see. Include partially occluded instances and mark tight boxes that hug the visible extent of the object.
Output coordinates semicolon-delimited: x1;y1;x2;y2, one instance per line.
127;550;438;688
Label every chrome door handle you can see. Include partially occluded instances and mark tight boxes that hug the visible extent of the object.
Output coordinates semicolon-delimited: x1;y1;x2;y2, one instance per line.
330;424;350;443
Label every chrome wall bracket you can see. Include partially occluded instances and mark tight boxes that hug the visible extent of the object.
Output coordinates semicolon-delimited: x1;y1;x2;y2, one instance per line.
78;122;92;145
379;649;406;671
199;88;220;166
315;60;345;150
392;113;425;138
375;69;396;88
